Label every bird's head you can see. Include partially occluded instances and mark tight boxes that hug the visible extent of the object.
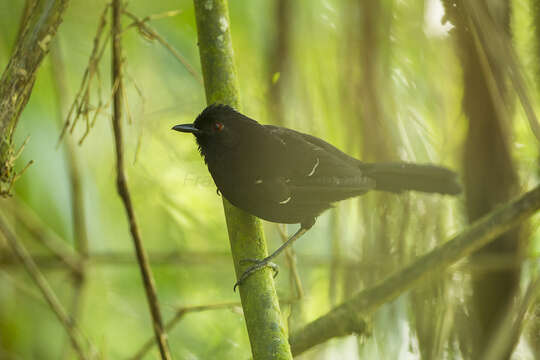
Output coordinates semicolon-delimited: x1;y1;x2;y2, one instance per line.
172;104;261;161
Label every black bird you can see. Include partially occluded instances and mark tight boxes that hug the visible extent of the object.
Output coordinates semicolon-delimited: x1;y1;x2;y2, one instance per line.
173;104;461;289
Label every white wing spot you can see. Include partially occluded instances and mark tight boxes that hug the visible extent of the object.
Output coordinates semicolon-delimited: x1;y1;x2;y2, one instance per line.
255;179;263;184
307;157;320;177
279;196;292;204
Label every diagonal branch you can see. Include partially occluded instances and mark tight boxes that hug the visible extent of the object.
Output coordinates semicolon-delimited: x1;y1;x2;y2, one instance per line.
2;199;81;274
0;0;69;194
131;297;300;360
131;301;241;359
110;1;171;359
122;10;203;85
0;215;89;360
290;185;540;356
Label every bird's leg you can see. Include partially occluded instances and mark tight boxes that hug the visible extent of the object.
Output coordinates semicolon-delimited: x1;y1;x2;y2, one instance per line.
233;227;309;291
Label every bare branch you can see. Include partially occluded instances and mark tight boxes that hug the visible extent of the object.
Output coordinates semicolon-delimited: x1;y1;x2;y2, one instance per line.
0;215;89;359
58;2;111;144
290;185;540;356
131;302;241;359
123;10;203;85
3;199;81;274
110;1;171;359
277;225;304;299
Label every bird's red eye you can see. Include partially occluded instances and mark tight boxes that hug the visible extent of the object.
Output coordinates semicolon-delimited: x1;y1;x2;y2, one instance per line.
214;122;224;132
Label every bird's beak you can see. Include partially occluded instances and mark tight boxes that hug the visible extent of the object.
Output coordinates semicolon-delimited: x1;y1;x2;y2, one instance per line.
172;124;200;134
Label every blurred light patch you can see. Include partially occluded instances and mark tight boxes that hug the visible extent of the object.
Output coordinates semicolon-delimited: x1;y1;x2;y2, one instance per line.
424;0;453;38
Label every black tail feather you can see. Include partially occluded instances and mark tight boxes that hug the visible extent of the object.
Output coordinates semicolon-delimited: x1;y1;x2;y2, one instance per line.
361;162;462;195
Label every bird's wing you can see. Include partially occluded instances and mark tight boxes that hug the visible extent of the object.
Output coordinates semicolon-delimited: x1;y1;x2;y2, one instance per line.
265;125;363;167
263;125;376;196
213;125;376;225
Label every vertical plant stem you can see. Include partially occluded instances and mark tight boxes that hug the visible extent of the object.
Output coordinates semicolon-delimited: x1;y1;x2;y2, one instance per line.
110;1;171;359
50;39;90;360
192;1;293;359
444;1;522;356
530;0;540;354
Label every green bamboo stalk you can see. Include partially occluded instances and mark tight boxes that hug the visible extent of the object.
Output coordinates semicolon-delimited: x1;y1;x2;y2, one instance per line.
192;1;293;359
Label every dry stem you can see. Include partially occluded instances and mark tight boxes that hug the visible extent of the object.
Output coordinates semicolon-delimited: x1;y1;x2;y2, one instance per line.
110;1;171;359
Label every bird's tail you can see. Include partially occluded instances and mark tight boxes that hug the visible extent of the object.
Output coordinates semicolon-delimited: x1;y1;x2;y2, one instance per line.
361;162;461;195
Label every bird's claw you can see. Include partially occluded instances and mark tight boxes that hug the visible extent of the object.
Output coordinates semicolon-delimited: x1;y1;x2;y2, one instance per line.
239;258;279;277
233;258;279;291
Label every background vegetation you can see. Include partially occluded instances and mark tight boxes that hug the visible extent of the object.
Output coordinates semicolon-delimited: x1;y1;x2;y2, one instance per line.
0;0;539;359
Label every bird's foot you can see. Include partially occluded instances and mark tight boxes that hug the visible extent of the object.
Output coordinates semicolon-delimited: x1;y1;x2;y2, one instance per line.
233;258;279;291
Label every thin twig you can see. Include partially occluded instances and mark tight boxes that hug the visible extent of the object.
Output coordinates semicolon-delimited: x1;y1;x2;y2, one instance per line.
131;301;241;359
122;10;203;85
122;68;146;164
121;75;133;125
110;1;171;359
58;2;111;145
277;225;304;299
0;215;89;360
0;269;44;303
50;38;91;360
128;9;183;25
328;212;340;306
277;224;306;332
131;296;299;360
2;199;81;274
79;78;119;145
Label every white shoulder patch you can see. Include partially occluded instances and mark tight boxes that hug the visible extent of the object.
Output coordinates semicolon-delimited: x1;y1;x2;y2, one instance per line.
307;157;320;177
279;196;292;204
